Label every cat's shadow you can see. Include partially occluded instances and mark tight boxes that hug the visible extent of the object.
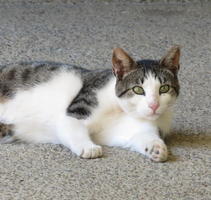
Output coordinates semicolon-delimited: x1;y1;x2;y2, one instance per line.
164;131;211;162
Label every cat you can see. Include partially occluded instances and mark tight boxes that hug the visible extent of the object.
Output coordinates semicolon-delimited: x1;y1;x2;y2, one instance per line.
0;46;180;162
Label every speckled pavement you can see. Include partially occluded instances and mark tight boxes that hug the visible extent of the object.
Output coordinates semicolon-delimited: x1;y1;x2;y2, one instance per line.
0;1;210;199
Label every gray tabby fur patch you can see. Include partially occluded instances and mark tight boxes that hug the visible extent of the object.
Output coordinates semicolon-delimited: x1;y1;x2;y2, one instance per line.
0;61;113;119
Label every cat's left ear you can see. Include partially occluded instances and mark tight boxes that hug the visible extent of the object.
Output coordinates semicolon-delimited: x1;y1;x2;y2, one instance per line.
112;48;137;80
160;45;181;73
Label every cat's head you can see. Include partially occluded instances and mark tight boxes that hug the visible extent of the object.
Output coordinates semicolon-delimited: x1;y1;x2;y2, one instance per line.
112;46;180;120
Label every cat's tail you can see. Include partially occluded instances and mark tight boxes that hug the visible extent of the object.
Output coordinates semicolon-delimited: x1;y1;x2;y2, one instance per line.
0;123;18;144
0;135;17;144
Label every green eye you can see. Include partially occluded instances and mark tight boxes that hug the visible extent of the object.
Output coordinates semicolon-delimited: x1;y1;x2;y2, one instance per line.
132;86;145;95
160;85;170;94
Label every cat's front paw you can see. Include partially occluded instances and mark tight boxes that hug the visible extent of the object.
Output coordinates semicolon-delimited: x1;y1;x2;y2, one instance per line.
145;139;168;162
80;144;103;159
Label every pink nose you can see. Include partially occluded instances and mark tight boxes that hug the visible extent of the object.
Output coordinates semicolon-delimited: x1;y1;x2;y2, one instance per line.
148;103;159;112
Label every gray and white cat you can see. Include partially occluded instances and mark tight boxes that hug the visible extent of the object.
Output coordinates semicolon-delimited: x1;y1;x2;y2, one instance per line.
0;46;180;162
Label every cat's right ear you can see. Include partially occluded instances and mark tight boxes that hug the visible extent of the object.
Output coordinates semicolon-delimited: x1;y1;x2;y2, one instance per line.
112;48;137;81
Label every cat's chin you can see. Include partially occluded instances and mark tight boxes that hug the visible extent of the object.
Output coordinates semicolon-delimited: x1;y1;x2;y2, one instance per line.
130;112;160;121
144;114;160;121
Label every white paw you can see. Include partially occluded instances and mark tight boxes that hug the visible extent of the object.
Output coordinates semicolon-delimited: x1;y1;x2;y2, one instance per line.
80;144;103;159
145;139;168;162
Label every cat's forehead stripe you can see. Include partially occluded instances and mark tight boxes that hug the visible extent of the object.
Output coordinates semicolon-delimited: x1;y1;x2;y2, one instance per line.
143;72;161;87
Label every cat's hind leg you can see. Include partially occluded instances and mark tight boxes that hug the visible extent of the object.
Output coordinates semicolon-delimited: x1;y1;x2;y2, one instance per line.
56;115;102;159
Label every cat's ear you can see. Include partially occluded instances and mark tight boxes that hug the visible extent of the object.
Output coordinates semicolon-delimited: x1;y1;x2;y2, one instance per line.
160;45;180;73
112;48;137;80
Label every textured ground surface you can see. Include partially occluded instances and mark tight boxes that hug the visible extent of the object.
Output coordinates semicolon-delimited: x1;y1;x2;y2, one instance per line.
0;0;210;199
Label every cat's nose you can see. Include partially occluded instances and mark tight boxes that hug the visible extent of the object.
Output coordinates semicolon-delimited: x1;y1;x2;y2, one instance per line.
148;102;160;112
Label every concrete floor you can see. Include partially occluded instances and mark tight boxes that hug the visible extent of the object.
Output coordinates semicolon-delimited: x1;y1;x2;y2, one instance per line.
0;0;210;199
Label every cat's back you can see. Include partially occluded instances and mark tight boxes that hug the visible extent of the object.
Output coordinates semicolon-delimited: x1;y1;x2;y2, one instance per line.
0;61;86;84
0;61;88;99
